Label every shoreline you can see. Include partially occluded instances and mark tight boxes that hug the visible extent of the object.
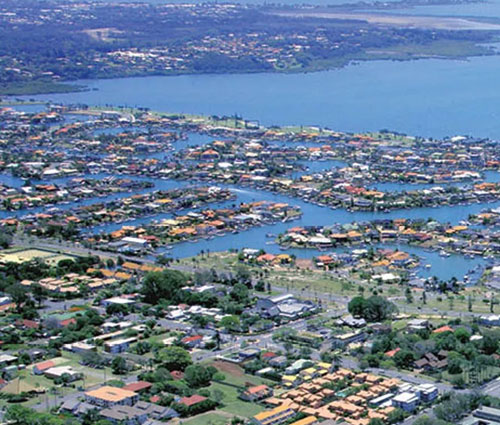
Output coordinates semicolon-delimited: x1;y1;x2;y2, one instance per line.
2;47;493;98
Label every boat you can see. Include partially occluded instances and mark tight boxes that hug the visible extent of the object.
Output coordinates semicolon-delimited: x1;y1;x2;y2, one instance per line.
439;250;450;257
425;264;431;269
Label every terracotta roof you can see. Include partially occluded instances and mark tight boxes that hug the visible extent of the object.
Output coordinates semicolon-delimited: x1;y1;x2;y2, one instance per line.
34;360;55;371
122;381;152;392
180;394;207;407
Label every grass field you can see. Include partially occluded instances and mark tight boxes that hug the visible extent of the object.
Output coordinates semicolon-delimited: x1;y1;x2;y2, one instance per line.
208;382;264;417
0;247;76;264
179;251;500;317
182;412;232;425
204;361;272;418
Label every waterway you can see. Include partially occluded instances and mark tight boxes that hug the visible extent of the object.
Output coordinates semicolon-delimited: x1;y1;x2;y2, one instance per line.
12;36;500;280
24;54;500;139
384;0;500;18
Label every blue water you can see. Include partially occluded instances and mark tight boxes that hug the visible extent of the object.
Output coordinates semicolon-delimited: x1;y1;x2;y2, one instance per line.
292;159;347;177
6;104;46;113
25;54;500;139
94;0;401;5
11;36;500;280
384;0;500;18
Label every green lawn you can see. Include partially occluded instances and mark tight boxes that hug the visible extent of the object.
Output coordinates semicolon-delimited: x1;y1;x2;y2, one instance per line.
182;412;231;425
207;382;264;418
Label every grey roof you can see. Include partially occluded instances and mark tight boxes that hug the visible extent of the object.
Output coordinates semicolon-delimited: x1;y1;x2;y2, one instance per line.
100;405;145;421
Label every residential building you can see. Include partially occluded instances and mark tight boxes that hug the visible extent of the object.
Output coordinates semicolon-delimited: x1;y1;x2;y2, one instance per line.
133;401;179;419
252;404;296;425
179;394;207;408
33;360;55;375
240;385;273;401
44;366;82;382
104;337;137;354
123;381;153;393
473;406;500;423
416;384;438;403
85;386;138;407
331;331;366;348
100;405;148;425
392;392;419;412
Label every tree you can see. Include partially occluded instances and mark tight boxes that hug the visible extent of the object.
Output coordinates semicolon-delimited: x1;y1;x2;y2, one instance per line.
212;388;224;404
142;269;188;304
81;409;101;425
434;393;476;423
235;265;251;284
369;419;384;425
7;284;28;313
468;294;472;312
158;346;192;371
413;416;447;425
455;327;471;344
394;349;415;369
255;280;265;292
230;283;249;304
184;364;214;388
5;405;75;425
387;408;406;424
348;296;367;317
422;291;427;305
219;315;240;332
106;303;129;316
482;335;498;355
349;295;397;322
31;283;47;307
405;287;413;304
111;356;127;375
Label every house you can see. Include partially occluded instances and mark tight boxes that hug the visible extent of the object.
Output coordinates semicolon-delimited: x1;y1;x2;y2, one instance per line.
133;401;179;419
432;325;453;334
331;332;366;348
416;384;438;403
337;315;366;328
170;370;184;380
239;348;261;360
182;335;203;348
392;392;419;412
369;393;395;408
269;356;287;368
472;406;500;423
33;360;55;375
100;405;148;425
289;416;317;425
285;359;312;374
85;386;138;407
101;297;136;308
180;394;207;407
63;341;96;354
123;381;153;393
44;366;82;382
240;385;273;401
0;354;18;365
252;404;296;425
104;337;137;354
479;315;500;327
407;319;429;332
255;294;317;319
59;400;96;417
